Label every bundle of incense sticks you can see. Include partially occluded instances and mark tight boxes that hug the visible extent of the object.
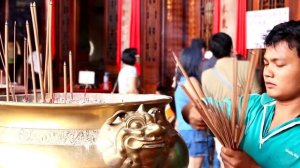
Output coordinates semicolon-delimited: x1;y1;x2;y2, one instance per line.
0;22;16;102
30;2;45;102
0;1;75;103
172;50;259;149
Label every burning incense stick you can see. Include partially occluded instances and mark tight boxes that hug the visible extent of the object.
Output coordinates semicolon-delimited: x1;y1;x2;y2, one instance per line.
26;21;37;103
69;51;73;99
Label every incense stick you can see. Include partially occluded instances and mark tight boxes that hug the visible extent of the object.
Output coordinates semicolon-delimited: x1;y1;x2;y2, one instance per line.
24;38;28;96
238;50;258;125
111;74;119;94
0;39;5;73
49;0;53;101
173;49;259;149
43;2;51;94
0;33;5;59
172;51;205;99
4;21;9;101
30;2;45;102
231;56;238;146
237;50;260;144
63;62;67;101
26;21;37;103
32;2;39;38
180;85;226;146
0;70;2;85
172;51;208;112
69;51;73;99
26;44;29;96
1;23;16;101
13;21;16;86
0;33;14;101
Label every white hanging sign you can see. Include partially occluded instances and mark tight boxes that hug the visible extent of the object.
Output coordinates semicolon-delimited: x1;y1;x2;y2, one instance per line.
246;7;289;49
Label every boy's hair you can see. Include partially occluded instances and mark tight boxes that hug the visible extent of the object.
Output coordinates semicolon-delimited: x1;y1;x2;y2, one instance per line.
264;20;300;57
208;32;233;59
122;48;137;65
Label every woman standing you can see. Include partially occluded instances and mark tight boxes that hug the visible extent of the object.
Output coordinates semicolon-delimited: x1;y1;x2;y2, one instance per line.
174;48;213;168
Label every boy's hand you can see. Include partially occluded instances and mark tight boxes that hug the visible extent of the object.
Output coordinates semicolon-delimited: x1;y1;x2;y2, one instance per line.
221;147;260;168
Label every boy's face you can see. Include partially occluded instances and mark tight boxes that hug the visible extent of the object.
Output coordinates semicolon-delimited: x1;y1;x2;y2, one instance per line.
263;41;300;101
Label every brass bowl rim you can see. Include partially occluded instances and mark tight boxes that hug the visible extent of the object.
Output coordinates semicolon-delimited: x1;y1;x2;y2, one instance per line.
0;93;172;108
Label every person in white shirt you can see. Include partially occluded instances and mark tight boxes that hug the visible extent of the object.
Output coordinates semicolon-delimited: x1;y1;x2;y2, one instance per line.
27;46;42;89
118;48;139;94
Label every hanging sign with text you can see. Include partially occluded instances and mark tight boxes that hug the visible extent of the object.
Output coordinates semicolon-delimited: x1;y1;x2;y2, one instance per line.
246;7;289;49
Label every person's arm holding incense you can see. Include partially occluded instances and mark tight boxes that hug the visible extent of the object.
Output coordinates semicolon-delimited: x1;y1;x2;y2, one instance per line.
181;77;207;130
182;102;206;130
220;147;260;168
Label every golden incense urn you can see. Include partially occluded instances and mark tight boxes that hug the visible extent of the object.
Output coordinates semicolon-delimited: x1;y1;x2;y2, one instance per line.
0;93;188;168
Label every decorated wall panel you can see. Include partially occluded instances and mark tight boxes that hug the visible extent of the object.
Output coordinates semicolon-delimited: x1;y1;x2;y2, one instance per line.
58;0;70;64
161;0;183;90
140;0;162;93
287;0;300;20
220;0;237;51
201;0;214;45
0;2;4;33
104;0;118;73
259;0;285;9
252;0;299;21
185;0;201;47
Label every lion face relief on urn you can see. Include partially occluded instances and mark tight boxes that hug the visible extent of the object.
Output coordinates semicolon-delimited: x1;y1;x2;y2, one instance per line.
97;105;189;168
